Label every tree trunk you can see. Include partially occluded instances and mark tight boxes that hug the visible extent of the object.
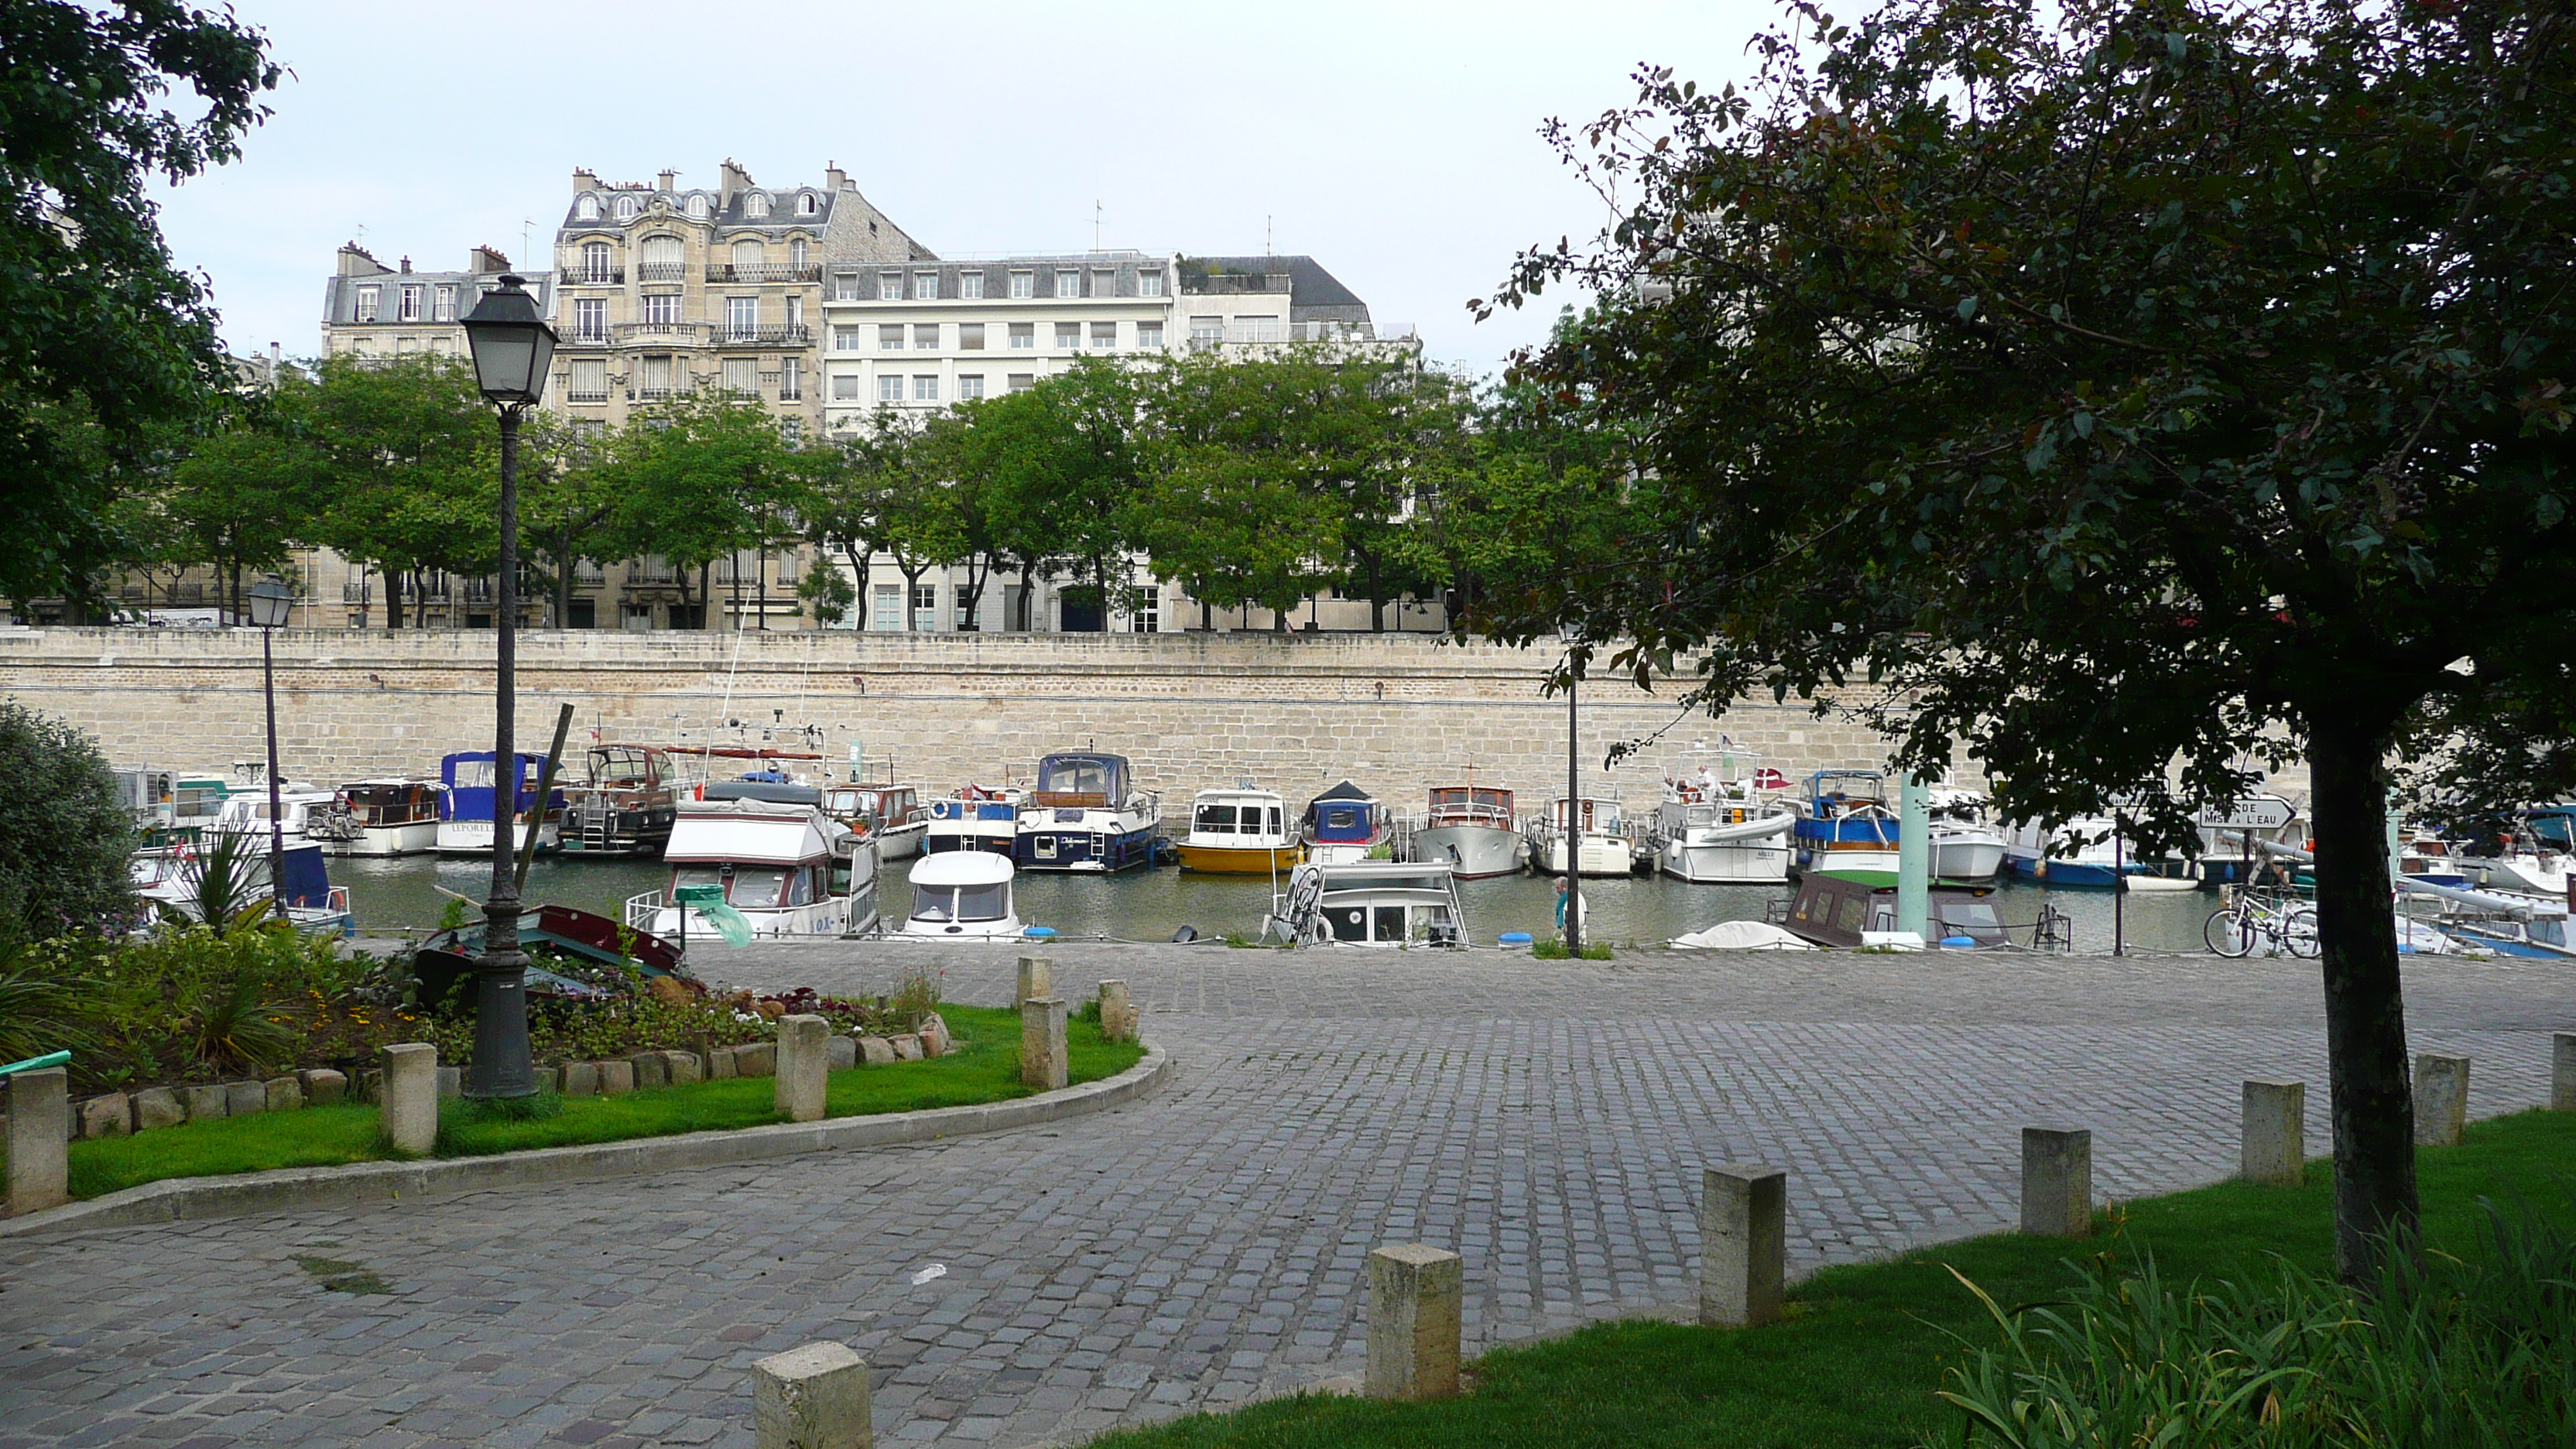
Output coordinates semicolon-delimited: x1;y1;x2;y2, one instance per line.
701;561;717;631
1017;560;1036;632
388;567;404;629
555;532;575;629
840;545;868;631
1201;596;1212;632
2309;724;2418;1284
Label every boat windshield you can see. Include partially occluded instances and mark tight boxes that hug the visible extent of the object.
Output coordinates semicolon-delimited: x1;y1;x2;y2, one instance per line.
671;866;793;909
913;882;1009;923
1038;757;1116;795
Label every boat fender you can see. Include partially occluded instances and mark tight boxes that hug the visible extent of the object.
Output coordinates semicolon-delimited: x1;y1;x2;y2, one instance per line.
1171;925;1198;943
1023;925;1057;940
1940;936;1979;949
1499;931;1535;946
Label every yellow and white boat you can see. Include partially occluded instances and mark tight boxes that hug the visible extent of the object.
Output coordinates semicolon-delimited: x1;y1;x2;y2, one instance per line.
1177;785;1306;874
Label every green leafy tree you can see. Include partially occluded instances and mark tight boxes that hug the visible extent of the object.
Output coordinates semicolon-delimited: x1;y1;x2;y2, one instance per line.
606;395;803;630
160;371;324;619
0;1;279;611
307;355;495;626
940;389;1078;630
799;408;914;632
519;416;622;628
0;701;135;943
1486;0;2576;1279
885;416;971;630
1134;353;1355;629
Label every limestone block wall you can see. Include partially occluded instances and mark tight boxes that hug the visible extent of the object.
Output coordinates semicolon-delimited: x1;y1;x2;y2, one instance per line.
0;627;1941;815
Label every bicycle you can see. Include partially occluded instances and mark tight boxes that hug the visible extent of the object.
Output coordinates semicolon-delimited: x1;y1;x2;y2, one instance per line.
2204;887;2320;958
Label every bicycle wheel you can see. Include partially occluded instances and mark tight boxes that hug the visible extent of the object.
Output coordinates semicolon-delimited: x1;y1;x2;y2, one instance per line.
2205;906;2254;957
2283;906;2322;958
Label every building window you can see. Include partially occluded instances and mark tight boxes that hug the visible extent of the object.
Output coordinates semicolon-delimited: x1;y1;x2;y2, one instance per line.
872;584;901;631
832;373;860;400
1132;585;1160;633
911;582;939;629
645;293;681;326
723;357;755;394
959;374;985;400
1139;269;1164;297
731;238;763;276
879;324;904;350
879;272;903;300
832;324;860;351
958;323;985;350
687;194;710;219
790;238;809;268
1093;269;1115;295
1054;270;1079;299
786;296;803;328
355;286;379;322
799;192;819;215
1009;322;1036;349
915;272;938;300
433;283;457;321
726;295;759;337
1009;373;1035;392
615;195;640;220
570;358;608;402
1190;317;1224;345
913;375;939;402
574;298;607;341
878;375;903;402
1137;320;1163;349
833;272;860;300
399;285;423;320
1009;271;1033;299
960;272;985;300
640;355;674;396
581;242;612;283
641;235;683;280
1054;322;1081;349
744;192;771;218
576;195;601;221
1090;322;1116;349
914;324;939;349
780;358;803;401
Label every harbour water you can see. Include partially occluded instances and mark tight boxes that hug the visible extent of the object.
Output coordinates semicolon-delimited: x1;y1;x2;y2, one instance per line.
334;853;2226;954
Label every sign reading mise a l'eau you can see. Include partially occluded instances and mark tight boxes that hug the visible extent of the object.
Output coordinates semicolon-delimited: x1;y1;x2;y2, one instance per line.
2195;796;2299;832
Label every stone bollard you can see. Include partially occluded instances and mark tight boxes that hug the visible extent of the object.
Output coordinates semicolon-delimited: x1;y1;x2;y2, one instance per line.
2552;1033;2574;1113
776;1014;829;1124
752;1341;872;1449
2414;1053;2470;1147
1020;998;1068;1091
5;1067;70;1217
2021;1128;2092;1238
2240;1080;2306;1187
1098;980;1135;1044
1698;1164;1787;1327
379;1044;438;1156
1365;1244;1463;1400
1016;955;1052;1007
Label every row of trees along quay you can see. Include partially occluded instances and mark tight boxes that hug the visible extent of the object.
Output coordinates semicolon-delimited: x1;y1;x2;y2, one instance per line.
11;0;2576;1285
90;347;1609;636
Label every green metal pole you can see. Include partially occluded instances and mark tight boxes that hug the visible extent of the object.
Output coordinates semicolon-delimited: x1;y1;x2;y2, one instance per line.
1897;774;1929;940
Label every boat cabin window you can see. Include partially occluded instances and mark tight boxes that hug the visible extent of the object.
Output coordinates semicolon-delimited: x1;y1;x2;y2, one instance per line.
2537;919;2567;949
914;882;1009;923
671;866;793;909
829;857;854;896
1194;803;1238;834
1321;806;1363;832
1330;906;1369;941
1039;758;1113;795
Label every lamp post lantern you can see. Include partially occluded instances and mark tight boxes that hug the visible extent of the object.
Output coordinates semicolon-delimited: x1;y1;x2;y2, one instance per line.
459;273;557;1100
245;578;293;916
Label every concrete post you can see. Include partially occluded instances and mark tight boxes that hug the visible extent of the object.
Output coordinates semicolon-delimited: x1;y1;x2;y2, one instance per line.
776;1014;829;1123
1697;1164;1786;1327
1365;1244;1462;1400
1098;979;1134;1044
380;1043;437;1156
2239;1080;2306;1187
2414;1053;2470;1146
2551;1033;2574;1113
1020;998;1067;1091
5;1067;70;1217
2020;1127;2092;1237
751;1341;872;1449
1016;955;1052;1008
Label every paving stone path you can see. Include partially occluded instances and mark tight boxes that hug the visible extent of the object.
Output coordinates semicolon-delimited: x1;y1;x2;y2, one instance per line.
2;944;2564;1449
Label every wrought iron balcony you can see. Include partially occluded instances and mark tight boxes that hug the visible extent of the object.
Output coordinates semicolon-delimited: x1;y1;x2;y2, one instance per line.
567;267;625;286
636;262;690;282
718;324;810;347
707;263;822;284
613;321;717;345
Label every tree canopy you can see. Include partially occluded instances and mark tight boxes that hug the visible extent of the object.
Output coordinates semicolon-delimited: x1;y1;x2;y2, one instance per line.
1484;0;2576;1278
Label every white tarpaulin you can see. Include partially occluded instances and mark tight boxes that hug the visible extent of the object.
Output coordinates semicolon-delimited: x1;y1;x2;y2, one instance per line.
1670;920;1816;951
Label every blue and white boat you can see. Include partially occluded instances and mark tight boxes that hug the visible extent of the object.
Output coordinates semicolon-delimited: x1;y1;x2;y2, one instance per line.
1017;753;1160;872
1305;781;1393;866
434;751;566;857
1793;769;1899;876
924;786;1025;857
2001;816;2195;889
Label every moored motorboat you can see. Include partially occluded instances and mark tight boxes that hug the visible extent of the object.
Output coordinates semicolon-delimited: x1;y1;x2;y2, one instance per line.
1177;785;1304;874
1018;752;1160;872
625;781;879;941
434;751;565;857
313;778;441;857
1411;785;1526;879
1778;872;2009;948
1262;860;1469;947
1529;797;1632;877
1304;781;1392;866
1654;752;1794;883
560;745;680;858
132;838;353;937
824;783;929;862
900;849;1025;940
1793;769;1899;877
1923;783;2008;882
925;786;1025;857
205;785;337;851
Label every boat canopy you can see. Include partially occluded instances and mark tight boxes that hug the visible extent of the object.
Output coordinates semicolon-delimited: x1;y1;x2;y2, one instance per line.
706;780;821;805
665;798;841;865
1804;769;1887;804
1307;782;1384;843
1034;753;1131;807
440;752;560;822
912;850;1015;889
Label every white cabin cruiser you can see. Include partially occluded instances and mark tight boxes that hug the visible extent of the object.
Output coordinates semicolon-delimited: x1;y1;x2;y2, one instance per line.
899;849;1025;940
1262;861;1469;947
1654;755;1795;883
205;786;336;850
1412;786;1526;879
625;782;879;942
312;779;441;857
2453;834;2571;896
1530;797;1634;877
824;784;929;862
1923;785;2009;881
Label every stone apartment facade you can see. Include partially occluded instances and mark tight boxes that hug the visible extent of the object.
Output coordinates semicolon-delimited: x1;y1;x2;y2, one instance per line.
319;244;553;364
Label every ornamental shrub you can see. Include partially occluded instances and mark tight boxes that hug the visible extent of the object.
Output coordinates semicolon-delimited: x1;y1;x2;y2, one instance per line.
0;701;136;943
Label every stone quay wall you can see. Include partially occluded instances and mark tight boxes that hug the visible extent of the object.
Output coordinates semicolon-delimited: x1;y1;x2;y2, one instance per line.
0;627;1934;814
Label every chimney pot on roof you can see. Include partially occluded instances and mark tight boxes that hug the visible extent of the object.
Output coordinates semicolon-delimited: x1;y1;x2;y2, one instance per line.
657;169;677;193
824;164;848;192
399;255;411;273
718;159;751;204
572;168;599;192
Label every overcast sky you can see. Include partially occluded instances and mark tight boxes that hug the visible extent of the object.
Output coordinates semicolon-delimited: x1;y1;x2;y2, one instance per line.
156;0;1773;379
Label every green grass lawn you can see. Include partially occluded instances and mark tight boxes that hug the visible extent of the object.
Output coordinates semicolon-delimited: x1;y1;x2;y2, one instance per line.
1087;1111;2576;1449
51;1004;1142;1200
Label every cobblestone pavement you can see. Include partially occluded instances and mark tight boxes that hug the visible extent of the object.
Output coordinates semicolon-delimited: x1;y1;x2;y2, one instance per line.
3;945;2564;1449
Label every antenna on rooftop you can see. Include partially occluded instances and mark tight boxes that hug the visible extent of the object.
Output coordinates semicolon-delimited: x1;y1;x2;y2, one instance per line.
1266;215;1273;256
1094;199;1102;252
521;219;536;265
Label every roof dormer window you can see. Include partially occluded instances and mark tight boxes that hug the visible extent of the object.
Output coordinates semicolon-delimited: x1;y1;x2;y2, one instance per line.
686;194;710;220
575;195;600;221
745;192;772;219
614;195;640;221
798;192;818;216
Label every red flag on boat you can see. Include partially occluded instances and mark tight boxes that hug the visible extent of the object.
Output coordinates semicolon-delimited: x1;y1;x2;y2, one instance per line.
1754;767;1789;791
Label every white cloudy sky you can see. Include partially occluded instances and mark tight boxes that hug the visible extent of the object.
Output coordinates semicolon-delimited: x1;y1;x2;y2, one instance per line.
156;0;1774;378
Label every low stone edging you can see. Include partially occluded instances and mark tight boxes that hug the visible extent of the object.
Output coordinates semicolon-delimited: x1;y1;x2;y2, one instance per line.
0;1040;1168;1241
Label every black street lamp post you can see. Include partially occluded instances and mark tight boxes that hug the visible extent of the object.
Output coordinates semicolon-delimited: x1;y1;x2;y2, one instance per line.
459;275;557;1100
245;578;293;914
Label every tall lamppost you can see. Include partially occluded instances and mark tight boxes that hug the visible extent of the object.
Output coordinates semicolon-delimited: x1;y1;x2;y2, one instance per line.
459;274;557;1100
245;577;293;913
